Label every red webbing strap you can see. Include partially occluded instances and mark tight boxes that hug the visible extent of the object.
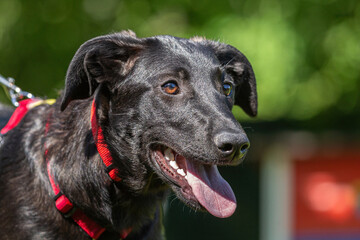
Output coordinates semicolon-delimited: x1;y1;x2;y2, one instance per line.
45;113;106;239
90;99;133;239
45;100;132;239
120;227;133;239
90;99;121;182
0;99;40;135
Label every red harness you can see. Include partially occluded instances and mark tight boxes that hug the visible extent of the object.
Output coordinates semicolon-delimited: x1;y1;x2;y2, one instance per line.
46;99;132;239
0;99;38;135
1;99;132;239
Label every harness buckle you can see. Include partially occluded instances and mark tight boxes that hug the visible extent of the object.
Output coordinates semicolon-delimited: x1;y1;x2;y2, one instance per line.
54;192;76;218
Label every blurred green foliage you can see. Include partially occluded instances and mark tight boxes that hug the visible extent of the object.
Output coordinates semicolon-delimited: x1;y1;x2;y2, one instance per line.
0;0;359;123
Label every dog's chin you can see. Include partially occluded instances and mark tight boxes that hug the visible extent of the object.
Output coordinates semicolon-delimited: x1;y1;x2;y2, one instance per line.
149;145;237;218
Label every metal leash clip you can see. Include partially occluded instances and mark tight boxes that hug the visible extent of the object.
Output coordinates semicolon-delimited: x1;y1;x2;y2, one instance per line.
0;74;34;107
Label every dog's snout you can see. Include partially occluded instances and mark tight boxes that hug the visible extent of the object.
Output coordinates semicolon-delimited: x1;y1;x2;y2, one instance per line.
214;131;250;164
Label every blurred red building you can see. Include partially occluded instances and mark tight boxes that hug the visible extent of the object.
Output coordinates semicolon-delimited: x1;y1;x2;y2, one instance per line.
259;132;360;240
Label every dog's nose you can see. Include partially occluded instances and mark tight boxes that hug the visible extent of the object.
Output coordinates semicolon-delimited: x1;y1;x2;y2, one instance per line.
214;131;250;163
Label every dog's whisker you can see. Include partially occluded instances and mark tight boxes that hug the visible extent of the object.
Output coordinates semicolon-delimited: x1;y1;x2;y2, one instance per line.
168;195;178;207
221;56;237;69
243;126;255;133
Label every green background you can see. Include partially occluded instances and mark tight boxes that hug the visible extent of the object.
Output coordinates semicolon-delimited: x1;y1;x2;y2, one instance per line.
1;0;359;126
0;0;359;239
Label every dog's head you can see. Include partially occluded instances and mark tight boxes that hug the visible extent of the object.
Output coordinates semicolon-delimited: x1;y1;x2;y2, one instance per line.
60;31;257;218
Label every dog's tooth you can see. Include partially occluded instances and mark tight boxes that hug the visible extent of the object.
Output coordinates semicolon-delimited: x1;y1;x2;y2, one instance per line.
177;169;186;177
164;148;174;161
169;160;179;170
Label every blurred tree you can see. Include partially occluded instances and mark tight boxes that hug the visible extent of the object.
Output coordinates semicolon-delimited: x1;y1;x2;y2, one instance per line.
0;0;359;126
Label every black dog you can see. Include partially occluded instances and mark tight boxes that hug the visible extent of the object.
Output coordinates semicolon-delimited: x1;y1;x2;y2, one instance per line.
0;31;257;239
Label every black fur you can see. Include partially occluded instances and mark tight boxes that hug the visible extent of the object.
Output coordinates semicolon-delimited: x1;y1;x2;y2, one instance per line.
0;103;13;128
0;31;257;239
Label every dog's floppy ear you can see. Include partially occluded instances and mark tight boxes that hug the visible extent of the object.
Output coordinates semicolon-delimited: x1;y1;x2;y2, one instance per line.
198;39;257;117
60;31;144;111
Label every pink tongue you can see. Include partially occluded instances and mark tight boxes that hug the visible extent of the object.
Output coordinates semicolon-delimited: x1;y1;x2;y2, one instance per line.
186;160;237;218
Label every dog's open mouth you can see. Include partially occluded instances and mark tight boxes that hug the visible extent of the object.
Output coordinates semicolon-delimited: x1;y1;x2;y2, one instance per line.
151;146;236;218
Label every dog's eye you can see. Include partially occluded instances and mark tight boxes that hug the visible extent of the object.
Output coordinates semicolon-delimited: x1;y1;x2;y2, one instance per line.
223;83;233;97
162;81;179;95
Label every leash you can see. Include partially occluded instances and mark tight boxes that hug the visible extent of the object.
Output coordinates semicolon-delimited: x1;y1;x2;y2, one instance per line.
0;74;34;107
0;75;55;135
0;75;41;146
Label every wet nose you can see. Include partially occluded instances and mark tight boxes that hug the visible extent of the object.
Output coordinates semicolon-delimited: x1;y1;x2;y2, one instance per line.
214;131;250;162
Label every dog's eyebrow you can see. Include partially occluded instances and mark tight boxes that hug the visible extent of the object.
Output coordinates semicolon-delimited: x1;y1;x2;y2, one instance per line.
157;67;190;81
216;67;222;76
210;67;223;80
177;68;189;79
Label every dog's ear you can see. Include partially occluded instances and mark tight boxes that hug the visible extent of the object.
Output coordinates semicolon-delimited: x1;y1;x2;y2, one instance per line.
60;31;144;111
197;39;257;117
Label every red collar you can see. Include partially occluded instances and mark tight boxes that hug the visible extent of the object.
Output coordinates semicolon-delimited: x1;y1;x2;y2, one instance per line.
90;99;122;182
45;99;131;239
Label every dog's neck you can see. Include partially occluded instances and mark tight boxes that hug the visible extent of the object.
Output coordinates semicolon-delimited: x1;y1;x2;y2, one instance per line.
43;99;168;238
